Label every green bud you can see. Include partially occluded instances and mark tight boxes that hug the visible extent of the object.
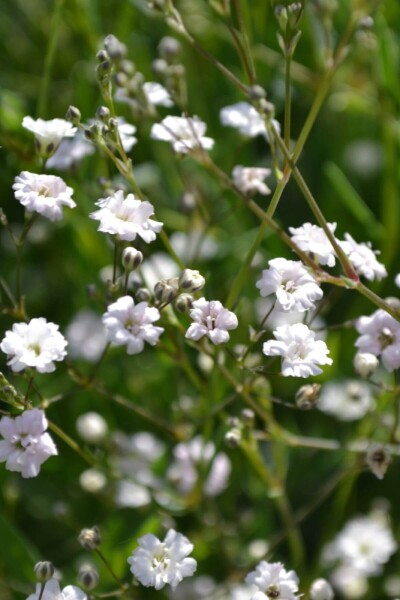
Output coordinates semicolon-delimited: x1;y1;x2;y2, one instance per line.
96;106;111;121
122;247;143;271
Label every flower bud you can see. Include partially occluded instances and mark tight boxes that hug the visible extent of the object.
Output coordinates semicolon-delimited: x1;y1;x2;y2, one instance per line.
174;293;194;314
78;564;100;590
366;444;391;480
241;408;255;427
122;247;143;271
104;34;127;61
65;105;81;125
225;428;242;448
158;36;181;61
249;85;266;101
34;561;55;582
0;208;8;227
178;269;205;293
152;58;168;76
310;578;334;600
96;49;109;63
96;106;111;122
154;278;179;304
295;383;321;410
78;526;101;551
353;352;379;378
135;287;152;303
76;412;108;444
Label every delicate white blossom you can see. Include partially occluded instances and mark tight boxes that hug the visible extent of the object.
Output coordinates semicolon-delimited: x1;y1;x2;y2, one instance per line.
245;560;300;600
90;190;163;242
0;409;57;478
127;529;197;590
355;309;400;372
340;233;387;281
13;171;76;222
317;380;375;421
1;318;67;373
143;82;174;107
289;222;337;267
46;131;95;171
102;295;164;354
185;298;238;345
232;166;271;196
256;258;323;312
22;116;76;156
263;323;332;378
115;120;138;153
330;566;367;599
220;102;280;139
309;578;334;600
150;115;214;154
76;412;108;444
27;578;86;600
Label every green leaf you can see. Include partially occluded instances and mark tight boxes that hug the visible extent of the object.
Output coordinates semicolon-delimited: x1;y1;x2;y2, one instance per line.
0;512;41;582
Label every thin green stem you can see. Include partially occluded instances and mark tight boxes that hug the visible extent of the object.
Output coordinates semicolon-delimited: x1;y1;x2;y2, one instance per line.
284;54;292;156
95;549;127;590
37;0;65;116
232;0;256;83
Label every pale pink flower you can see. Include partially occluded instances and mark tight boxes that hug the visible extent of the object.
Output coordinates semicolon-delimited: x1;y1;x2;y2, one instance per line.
185;298;238;344
13;171;76;222
355;309;400;371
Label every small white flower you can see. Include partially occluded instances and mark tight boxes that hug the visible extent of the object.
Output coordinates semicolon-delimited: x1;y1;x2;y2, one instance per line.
317;380;375;421
220;102;280;140
1;318;67;373
150;115;214;154
127;529;197;590
355;309;400;372
185;298;238;345
90;190;163;243
143;82;174;107
76;412;108;444
289;222;337;267
330;565;367;599
27;578;86;600
13;171;76;222
353;352;379;378
0;409;57;478
116;119;138;153
263;323;332;378
232;166;272;196
102;295;164;354
256;258;323;312
339;233;387;281
309;578;334;600
245;560;300;600
323;514;397;576
22;116;76;157
46;130;95;171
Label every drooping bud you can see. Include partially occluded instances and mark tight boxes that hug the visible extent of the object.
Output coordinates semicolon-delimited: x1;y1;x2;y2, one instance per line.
78;564;100;590
122;247;143;271
310;578;334;600
353;352;379;378
178;269;205;293
78;526;101;551
295;383;321;410
34;561;55;583
366;444;391;480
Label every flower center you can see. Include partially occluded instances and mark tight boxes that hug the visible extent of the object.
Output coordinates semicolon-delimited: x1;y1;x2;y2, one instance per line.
266;584;281;599
205;315;216;330
38;185;50;197
28;342;41;356
378;327;394;350
152;546;169;570
282;279;296;293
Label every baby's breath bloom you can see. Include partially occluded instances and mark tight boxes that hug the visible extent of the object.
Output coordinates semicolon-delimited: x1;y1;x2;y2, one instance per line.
263;323;332;378
185;298;238;345
1;318;67;373
340;233;387;281
0;409;57;478
143;81;174;107
220;102;280;139
102;295;164;354
90;190;163;242
317;380;375;421
46;131;95;171
289;222;337;267
27;579;87;600
245;560;300;600
22;116;76;157
355;309;400;372
232;166;272;196
127;529;197;590
150;115;214;154
256;258;323;312
13;172;76;222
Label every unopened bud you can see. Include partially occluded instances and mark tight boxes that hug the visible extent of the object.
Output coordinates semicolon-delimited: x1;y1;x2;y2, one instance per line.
310;578;334;600
78;526;101;551
366;444;391;480
122;247;143;271
353;352;379;378
295;383;321;410
96;49;109;63
241;408;255;427
158;36;181;61
108;117;118;131
96;106;111;121
34;561;55;582
154;278;179;304
178;269;205;293
225;428;242;448
78;564;100;590
104;34;127;61
249;85;266;101
174;293;194;314
0;208;8;226
135;287;152;303
65;105;81;125
152;58;169;76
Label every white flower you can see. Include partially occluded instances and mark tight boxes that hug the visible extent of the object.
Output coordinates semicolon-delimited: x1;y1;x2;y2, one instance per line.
46;131;95;171
115;480;151;508
220;102;280;139
127;529;197;590
76;412;108;444
13;171;76;222
116;119;138;153
143;82;174;107
353;352;379;378
90;190;163;242
185;298;238;345
339;233;387;281
102;295;164;354
309;578;334;600
1;318;67;373
150;115;214;154
330;566;367;599
317;380;375;421
66;310;107;362
79;468;107;493
168;435;231;497
22;116;76;156
27;578;86;600
256;258;323;312
263;323;332;378
0;409;57;478
289;222;337;267
232;166;272;196
323;514;397;576
355;309;400;372
245;560;300;600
